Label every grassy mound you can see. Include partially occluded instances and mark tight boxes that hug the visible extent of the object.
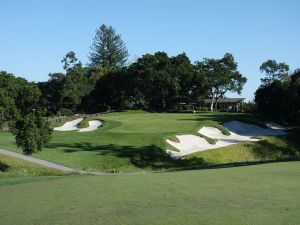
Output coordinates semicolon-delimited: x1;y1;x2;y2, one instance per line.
78;117;90;128
0;161;299;225
0;153;67;178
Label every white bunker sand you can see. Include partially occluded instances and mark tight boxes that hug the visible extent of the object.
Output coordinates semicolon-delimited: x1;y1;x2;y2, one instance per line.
54;118;102;132
166;121;286;159
78;120;102;132
53;118;83;131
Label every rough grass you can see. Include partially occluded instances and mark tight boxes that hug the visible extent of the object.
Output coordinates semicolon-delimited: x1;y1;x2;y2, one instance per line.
196;133;217;144
0;111;298;172
78;117;89;128
0;153;67;178
0;161;299;225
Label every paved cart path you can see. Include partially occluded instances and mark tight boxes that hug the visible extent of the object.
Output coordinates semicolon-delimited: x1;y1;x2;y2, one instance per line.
0;148;81;173
0;148;150;176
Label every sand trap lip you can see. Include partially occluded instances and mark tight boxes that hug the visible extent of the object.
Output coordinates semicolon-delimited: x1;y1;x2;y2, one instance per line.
78;120;102;132
224;121;286;136
54;118;102;132
166;121;286;159
265;122;287;130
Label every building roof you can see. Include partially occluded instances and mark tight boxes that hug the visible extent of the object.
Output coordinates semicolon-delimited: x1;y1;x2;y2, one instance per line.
200;98;245;104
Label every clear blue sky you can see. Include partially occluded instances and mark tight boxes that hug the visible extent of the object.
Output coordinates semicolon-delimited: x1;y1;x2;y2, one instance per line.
1;0;299;100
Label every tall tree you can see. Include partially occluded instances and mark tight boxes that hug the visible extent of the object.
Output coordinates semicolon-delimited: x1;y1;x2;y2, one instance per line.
195;53;247;111
61;51;82;72
260;59;289;85
128;52;179;109
0;71;53;154
89;24;129;67
255;68;300;124
170;53;195;101
37;73;66;114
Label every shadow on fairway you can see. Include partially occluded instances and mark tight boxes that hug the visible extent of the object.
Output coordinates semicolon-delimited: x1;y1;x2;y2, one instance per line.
47;142;206;170
46;131;300;171
0;162;9;172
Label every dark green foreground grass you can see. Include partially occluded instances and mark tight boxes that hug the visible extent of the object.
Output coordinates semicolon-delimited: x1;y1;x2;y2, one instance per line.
0;111;299;172
0;161;299;225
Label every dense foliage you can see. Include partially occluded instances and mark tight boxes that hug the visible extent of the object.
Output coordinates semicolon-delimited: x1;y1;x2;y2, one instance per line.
0;71;52;154
11;110;52;155
255;60;300;124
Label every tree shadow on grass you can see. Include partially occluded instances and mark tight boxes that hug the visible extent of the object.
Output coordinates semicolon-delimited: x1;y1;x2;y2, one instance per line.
46;129;300;171
244;132;300;160
0;162;9;172
47;142;206;170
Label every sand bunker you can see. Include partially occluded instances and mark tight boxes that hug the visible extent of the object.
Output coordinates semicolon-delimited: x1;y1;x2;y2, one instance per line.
54;118;102;132
78;120;102;132
54;118;83;131
166;121;286;159
224;121;286;136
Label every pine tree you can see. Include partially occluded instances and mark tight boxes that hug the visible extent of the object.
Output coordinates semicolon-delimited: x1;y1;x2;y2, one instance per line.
89;24;129;67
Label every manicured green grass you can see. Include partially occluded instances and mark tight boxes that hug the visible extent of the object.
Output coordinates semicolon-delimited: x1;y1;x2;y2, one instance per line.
0;153;67;178
0;161;299;225
0;111;298;172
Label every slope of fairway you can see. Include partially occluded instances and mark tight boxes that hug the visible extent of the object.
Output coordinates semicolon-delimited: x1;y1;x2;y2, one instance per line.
0;161;299;225
0;153;66;178
0;111;299;172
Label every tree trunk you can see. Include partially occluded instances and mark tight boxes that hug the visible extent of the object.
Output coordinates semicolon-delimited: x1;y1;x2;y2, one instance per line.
162;97;166;108
210;94;215;111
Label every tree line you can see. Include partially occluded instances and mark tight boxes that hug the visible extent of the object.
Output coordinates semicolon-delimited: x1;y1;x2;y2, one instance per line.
36;24;247;115
254;60;300;125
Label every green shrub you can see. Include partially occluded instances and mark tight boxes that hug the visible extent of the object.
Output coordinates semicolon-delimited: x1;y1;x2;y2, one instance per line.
241;101;257;113
198;106;209;112
59;108;74;116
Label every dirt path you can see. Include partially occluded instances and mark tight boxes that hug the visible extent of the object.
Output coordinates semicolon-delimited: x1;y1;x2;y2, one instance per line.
0;148;81;173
